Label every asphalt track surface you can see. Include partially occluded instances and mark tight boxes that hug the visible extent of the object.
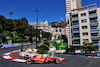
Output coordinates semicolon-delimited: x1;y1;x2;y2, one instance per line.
0;46;100;67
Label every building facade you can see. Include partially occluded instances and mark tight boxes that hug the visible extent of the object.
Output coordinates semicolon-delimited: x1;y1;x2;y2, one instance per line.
51;27;64;40
69;4;100;47
29;20;66;40
66;0;82;46
65;0;82;14
29;20;51;32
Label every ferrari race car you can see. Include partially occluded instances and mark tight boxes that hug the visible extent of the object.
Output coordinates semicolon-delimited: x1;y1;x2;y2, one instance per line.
25;52;65;64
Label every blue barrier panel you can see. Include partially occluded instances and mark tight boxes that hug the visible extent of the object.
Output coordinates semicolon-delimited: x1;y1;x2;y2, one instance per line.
97;53;100;57
80;53;85;55
94;53;97;56
2;43;13;48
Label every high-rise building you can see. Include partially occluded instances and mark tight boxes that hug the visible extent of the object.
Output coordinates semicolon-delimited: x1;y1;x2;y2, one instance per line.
65;0;82;14
65;0;82;47
69;4;100;49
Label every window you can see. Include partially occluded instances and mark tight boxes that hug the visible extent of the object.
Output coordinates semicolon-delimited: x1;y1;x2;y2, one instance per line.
56;29;57;32
83;39;89;43
83;32;88;36
82;26;87;29
60;29;62;32
81;19;87;23
81;13;86;17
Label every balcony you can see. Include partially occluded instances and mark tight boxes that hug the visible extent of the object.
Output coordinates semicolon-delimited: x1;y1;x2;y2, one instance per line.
71;13;78;16
73;37;80;40
89;13;97;18
72;17;79;21
91;27;99;31
88;9;97;12
72;29;80;33
91;36;100;40
73;35;80;38
90;20;98;26
72;24;79;28
91;28;99;33
93;43;99;46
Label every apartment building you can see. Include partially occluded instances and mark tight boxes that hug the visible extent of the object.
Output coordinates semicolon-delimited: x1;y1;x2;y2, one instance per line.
66;0;82;46
71;4;100;47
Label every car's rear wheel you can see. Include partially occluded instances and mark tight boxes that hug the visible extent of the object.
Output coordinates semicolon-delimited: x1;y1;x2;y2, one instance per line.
55;59;60;64
26;59;32;64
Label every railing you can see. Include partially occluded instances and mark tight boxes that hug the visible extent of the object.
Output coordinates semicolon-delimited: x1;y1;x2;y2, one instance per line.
89;13;97;16
73;29;79;31
91;35;98;36
90;20;98;23
73;35;80;38
91;27;99;30
72;17;78;20
73;23;79;25
92;41;99;43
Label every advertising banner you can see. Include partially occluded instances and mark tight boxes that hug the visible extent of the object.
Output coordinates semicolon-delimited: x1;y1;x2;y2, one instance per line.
13;43;20;47
56;43;68;50
2;43;13;48
98;43;100;51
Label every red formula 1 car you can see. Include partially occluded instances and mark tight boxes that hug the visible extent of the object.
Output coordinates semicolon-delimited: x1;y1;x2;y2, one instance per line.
25;52;65;64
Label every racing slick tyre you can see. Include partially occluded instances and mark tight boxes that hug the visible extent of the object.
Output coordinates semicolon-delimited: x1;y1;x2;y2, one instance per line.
55;59;60;64
26;59;32;64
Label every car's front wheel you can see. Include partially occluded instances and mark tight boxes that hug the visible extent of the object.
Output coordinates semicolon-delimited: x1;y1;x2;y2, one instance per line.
54;59;60;64
26;59;32;64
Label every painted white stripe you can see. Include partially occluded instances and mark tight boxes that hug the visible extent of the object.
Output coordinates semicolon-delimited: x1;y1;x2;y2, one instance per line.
13;59;26;62
3;56;12;59
4;53;11;55
3;50;26;63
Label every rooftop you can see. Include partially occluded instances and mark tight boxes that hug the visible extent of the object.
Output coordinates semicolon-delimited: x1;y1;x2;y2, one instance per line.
71;3;97;14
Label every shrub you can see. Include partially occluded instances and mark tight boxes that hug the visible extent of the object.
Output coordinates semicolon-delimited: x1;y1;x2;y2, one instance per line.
50;41;56;47
11;35;29;43
37;44;49;54
7;31;13;37
95;51;100;53
18;33;26;39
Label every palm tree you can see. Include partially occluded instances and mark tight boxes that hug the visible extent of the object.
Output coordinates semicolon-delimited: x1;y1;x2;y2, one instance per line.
9;10;14;19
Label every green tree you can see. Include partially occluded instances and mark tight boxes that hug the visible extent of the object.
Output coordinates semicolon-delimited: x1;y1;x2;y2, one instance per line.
0;25;3;33
6;19;14;31
83;42;95;53
36;38;50;54
0;15;6;31
41;31;51;40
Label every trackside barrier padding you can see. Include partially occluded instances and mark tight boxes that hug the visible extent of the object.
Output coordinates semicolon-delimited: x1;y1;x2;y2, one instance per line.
2;43;13;48
13;43;20;47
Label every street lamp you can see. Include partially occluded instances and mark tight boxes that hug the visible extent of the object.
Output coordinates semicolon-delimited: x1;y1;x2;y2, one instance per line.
34;7;43;47
9;10;14;19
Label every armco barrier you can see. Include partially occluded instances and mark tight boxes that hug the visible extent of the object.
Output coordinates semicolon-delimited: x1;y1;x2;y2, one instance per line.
13;43;20;47
2;43;13;48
